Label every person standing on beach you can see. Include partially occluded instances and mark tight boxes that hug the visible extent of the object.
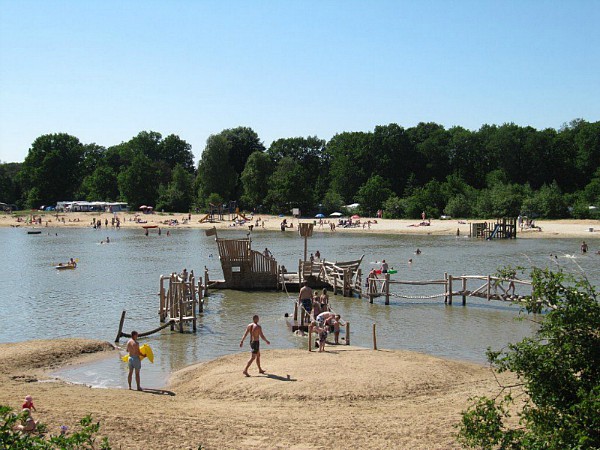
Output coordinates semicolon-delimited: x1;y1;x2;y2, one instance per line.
126;331;142;391
240;315;270;376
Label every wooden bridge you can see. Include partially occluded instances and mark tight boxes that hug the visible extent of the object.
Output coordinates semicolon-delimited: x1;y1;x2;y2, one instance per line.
278;256;364;296
365;273;532;305
470;218;517;239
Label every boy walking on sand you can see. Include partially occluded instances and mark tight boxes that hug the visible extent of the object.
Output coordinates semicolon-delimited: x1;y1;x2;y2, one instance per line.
240;315;270;377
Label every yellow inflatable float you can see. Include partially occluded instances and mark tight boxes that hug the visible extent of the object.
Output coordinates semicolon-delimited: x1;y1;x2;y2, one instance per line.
121;344;154;363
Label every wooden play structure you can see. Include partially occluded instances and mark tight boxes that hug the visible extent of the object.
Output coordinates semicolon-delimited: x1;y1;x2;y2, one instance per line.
206;227;278;289
365;272;532;305
470;218;518;239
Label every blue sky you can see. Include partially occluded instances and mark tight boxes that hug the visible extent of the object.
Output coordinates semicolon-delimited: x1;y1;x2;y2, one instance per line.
1;0;599;163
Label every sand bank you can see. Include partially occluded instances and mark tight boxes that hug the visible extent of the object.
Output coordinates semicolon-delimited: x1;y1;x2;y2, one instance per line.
2;211;599;239
0;338;519;449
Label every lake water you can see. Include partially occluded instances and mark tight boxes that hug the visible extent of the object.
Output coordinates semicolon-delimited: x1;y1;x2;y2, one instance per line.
1;226;598;388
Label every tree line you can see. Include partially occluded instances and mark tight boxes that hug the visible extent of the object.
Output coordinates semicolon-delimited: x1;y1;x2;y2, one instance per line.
1;119;599;219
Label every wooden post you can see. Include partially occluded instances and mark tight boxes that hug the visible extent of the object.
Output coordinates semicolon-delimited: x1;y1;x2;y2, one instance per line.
384;273;390;305
368;277;374;304
444;272;448;303
159;276;166;322
333;272;338;295
293;301;298;321
115;310;126;342
372;323;377;350
298;259;303;285
178;283;184;333
448;275;453;305
487;275;491;301
203;267;209;297
308;325;313;352
197;280;203;313
357;268;362;297
346;321;350;345
462;276;467;305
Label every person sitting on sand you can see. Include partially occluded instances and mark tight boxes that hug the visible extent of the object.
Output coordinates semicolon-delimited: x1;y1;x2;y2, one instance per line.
22;395;36;412
15;408;36;433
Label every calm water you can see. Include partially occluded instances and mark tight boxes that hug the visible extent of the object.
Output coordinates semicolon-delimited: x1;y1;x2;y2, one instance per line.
1;226;598;388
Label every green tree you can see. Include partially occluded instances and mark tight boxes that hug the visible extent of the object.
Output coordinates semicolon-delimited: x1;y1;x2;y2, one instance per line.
117;153;159;208
19;133;85;207
521;181;569;218
219;127;265;199
0;162;23;206
266;157;306;213
240;151;274;209
326;131;373;204
196;134;238;205
156;164;194;212
321;189;344;214
158;134;195;174
459;268;600;449
355;175;392;217
79;165;119;201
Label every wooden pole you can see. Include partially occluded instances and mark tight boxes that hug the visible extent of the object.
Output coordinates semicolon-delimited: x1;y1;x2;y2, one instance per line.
204;267;209;297
462;276;467;305
448;275;453;305
197;280;203;313
159;276;166;322
487;275;491;301
444;272;448;303
115;310;126;342
178;283;184;333
346;321;350;345
304;234;308;263
308;325;313;352
293;301;298;321
372;323;377;350
384;273;390;305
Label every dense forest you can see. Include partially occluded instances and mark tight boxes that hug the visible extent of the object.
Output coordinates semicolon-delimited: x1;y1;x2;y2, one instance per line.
1;119;599;219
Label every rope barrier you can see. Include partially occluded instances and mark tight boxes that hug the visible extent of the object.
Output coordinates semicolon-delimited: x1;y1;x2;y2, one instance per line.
389;292;447;300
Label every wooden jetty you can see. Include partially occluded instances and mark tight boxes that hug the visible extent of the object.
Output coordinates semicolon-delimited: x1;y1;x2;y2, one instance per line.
206;224;364;296
365;273;532;305
470;218;517;239
205;227;277;289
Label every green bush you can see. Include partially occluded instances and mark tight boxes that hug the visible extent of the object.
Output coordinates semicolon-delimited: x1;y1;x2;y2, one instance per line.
0;406;111;449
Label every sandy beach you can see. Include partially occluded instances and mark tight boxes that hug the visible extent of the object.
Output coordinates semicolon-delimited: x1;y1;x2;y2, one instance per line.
2;211;600;239
0;338;521;449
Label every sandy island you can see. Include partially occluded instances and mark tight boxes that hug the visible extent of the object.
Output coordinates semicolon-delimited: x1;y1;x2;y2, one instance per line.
2;211;600;240
0;338;521;449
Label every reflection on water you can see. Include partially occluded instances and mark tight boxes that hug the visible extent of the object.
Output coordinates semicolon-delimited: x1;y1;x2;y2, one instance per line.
1;226;598;388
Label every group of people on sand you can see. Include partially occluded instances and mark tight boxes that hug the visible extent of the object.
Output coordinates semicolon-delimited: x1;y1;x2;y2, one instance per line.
12;395;38;433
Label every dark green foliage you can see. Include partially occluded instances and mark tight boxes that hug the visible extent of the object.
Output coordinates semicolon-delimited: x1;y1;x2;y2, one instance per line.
19;133;85;208
458;268;600;449
8;118;600;216
0;406;111;449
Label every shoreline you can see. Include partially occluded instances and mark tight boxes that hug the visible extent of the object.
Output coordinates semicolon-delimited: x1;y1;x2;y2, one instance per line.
0;338;517;449
2;211;600;239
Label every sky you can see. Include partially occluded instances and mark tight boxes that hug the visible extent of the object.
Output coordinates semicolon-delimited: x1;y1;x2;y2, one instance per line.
1;0;599;164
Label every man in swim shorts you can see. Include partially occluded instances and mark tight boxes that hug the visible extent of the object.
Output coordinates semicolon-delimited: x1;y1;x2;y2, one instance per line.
298;282;313;315
240;315;270;377
126;330;142;391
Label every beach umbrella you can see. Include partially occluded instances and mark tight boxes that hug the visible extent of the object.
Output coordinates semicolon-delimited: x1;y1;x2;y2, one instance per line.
315;213;325;218
351;214;360;219
330;212;342;217
139;205;148;210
